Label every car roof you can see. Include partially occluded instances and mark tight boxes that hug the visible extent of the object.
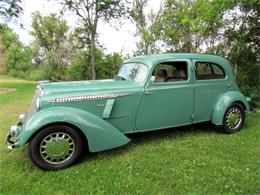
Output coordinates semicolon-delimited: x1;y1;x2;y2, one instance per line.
124;53;230;69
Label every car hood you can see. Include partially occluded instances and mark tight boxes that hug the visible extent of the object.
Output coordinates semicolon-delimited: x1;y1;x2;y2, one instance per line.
41;79;138;96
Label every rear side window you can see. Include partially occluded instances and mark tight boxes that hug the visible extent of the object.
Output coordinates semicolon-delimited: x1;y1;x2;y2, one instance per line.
195;62;225;80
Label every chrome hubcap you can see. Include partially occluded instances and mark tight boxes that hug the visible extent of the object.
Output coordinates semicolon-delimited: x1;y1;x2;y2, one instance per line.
40;132;75;164
226;107;242;129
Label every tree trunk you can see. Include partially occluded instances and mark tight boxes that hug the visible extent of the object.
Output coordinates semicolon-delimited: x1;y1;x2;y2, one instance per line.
90;2;99;81
0;42;6;74
233;62;238;77
90;32;96;80
144;39;149;55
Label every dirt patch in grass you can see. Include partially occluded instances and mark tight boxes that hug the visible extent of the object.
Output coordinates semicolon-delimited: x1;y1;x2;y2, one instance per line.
0;88;16;94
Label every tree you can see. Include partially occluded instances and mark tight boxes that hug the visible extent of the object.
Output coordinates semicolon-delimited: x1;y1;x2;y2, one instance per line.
0;25;18;49
158;0;233;52
215;0;260;107
0;26;33;78
0;0;22;27
67;47;123;81
96;51;123;79
31;12;75;80
31;12;69;52
131;0;162;55
62;0;127;80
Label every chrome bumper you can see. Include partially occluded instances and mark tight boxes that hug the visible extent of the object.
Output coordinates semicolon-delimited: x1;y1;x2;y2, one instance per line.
5;85;43;152
5;114;25;153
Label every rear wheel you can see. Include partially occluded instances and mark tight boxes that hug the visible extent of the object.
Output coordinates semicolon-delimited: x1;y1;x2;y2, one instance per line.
29;125;83;170
222;103;245;134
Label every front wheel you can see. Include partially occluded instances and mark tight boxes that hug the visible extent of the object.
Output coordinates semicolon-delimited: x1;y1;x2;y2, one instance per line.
29;125;83;170
223;103;245;134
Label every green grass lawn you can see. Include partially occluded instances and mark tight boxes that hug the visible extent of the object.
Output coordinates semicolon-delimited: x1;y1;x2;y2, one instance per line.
0;76;259;194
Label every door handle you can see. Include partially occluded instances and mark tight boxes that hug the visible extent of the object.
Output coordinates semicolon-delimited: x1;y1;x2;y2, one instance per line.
227;84;232;87
144;91;153;95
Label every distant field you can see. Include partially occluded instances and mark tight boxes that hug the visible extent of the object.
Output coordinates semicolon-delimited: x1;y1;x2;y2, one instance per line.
0;76;259;194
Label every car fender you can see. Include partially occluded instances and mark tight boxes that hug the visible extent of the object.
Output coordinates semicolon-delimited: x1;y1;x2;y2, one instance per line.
211;91;249;125
18;107;130;152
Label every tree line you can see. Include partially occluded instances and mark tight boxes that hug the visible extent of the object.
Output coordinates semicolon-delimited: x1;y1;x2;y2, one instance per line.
0;0;259;106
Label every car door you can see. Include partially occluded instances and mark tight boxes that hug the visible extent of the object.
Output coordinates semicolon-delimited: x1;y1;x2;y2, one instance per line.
136;59;194;131
193;60;230;122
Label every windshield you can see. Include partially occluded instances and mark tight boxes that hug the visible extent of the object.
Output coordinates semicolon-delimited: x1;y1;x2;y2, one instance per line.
117;63;148;83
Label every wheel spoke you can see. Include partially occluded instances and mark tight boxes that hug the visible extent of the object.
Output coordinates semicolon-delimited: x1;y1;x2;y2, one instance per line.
226;107;242;129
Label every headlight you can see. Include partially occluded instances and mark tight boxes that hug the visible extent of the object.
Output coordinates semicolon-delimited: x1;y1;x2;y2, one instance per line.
10;125;22;136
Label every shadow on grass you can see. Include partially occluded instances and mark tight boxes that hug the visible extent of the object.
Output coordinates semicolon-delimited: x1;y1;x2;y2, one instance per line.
127;121;218;141
77;122;220;166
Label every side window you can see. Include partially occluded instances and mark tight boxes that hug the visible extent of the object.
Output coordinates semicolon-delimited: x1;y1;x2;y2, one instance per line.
195;62;225;80
153;61;188;83
211;64;226;79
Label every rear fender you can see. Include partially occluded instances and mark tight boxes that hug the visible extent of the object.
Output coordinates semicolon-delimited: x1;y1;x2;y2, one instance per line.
18;107;130;152
211;91;249;125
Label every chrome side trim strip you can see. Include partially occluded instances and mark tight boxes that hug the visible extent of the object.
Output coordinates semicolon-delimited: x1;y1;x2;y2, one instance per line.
48;94;128;103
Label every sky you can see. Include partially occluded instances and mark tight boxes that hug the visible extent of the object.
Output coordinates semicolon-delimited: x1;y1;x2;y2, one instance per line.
9;0;162;55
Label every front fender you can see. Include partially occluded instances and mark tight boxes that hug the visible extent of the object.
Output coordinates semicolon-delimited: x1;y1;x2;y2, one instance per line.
18;107;130;152
211;91;249;125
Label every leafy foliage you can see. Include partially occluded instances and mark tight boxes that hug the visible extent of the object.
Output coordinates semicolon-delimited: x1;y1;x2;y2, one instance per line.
63;0;128;79
158;0;232;52
0;0;259;106
207;0;260;107
0;0;22;27
157;0;259;106
66;49;122;81
27;11;122;81
0;13;124;82
131;0;162;55
0;26;36;79
30;12;72;81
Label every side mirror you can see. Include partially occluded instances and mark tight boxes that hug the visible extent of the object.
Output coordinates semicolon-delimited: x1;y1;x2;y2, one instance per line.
150;76;156;83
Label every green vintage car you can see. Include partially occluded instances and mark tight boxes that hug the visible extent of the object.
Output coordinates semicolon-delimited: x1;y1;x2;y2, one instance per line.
6;54;249;170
